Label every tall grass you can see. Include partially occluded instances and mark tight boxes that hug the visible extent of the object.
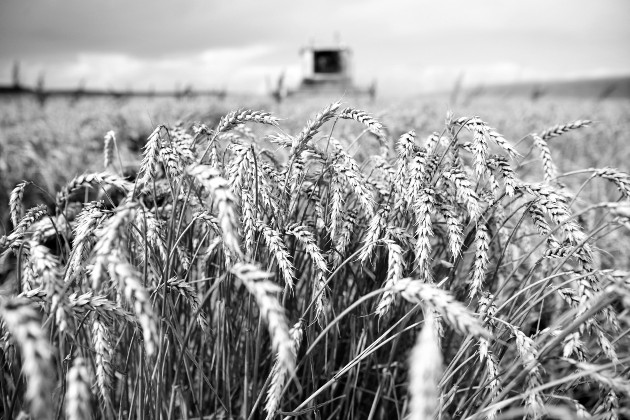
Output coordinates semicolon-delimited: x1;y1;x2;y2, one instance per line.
1;100;629;419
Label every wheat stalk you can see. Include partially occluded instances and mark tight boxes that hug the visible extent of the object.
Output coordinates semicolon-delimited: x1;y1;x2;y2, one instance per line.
159;143;185;180
540;119;591;141
136;125;164;188
408;311;442;420
90;203;137;290
241;189;257;258
66;357;92;420
187;163;242;258
488;155;517;197
375;239;405;317
405;151;429;207
392;278;489;338
162;277;208;331
329;172;345;243
290;101;340;157
65;201;109;282
265;319;304;420
438;203;464;258
443;169;481;220
567;361;630;396
3;204;48;247
414;188;435;280
227;143;253;195
469;222;490;299
338;107;385;136
257;221;295;290
92;317;114;413
593;390;619;420
216;109;279;133
359;205;389;263
286;224;328;274
507;324;545;419
333;155;375;217
424;132;440;156
0;298;55;420
103;130;115;169
231;263;294;375
56;172;132;207
9;181;30;228
533;134;556;183
594;167;630;198
332;210;356;268
108;253;158;356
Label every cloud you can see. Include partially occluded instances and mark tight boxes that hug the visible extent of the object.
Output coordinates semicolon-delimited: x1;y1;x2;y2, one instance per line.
1;0;629;97
2;46;282;92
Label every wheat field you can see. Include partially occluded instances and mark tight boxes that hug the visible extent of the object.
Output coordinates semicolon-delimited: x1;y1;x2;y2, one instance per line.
0;95;629;420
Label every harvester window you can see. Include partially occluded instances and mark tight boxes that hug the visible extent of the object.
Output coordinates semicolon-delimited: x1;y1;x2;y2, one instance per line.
313;51;342;74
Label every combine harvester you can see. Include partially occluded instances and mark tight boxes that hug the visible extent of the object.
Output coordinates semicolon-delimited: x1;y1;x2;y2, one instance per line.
271;41;376;101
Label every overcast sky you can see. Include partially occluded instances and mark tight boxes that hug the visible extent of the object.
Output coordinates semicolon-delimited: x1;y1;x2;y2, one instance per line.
1;0;629;95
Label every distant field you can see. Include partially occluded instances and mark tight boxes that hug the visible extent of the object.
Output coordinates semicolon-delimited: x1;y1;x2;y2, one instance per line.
2;94;628;234
461;75;630;100
1;94;629;419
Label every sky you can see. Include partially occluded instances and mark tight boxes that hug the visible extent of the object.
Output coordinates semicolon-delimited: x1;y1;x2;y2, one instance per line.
1;0;629;96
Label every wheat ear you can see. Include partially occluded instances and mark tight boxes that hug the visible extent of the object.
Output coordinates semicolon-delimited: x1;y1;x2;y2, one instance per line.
9;181;30;228
408;311;442;420
0;298;55;420
392;278;489;338
265;319;304;420
66;357;92;420
231;263;294;376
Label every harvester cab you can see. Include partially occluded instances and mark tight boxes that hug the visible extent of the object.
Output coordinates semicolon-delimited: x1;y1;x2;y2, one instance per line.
271;40;376;101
